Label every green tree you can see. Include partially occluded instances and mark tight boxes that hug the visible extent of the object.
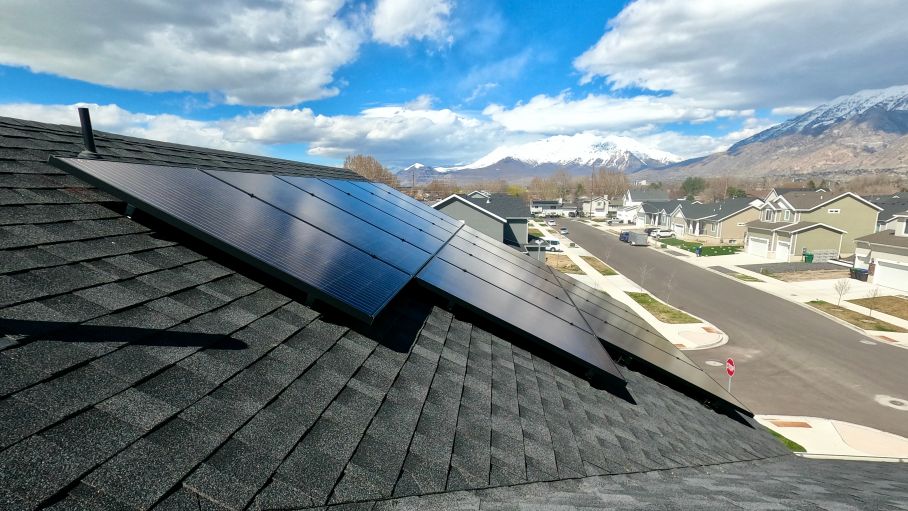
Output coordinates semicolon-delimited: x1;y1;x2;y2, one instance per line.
726;186;747;198
680;177;706;197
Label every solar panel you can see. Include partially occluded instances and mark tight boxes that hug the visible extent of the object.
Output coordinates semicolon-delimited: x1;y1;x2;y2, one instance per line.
551;272;748;411
416;227;624;386
52;158;414;322
326;179;461;235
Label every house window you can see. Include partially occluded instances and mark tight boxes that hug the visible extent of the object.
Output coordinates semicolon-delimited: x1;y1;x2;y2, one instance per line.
710;223;715;233
783;210;791;221
827;208;840;214
763;209;772;221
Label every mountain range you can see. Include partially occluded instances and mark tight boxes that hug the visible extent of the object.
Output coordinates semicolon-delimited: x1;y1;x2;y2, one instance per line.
398;85;908;184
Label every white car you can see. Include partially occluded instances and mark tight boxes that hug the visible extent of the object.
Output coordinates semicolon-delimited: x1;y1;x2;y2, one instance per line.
651;228;675;238
546;219;557;226
559;227;569;235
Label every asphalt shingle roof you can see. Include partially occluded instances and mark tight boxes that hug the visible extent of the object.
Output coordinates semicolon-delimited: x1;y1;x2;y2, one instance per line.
1;115;905;510
866;194;908;221
627;189;669;202
456;193;530;219
856;229;908;248
675;197;756;221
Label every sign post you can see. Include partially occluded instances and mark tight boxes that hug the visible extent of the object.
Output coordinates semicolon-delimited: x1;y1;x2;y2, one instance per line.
726;358;735;392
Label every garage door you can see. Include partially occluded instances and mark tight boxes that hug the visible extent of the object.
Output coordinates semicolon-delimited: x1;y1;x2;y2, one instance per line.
673;223;685;236
747;237;768;258
776;241;790;261
875;261;908;292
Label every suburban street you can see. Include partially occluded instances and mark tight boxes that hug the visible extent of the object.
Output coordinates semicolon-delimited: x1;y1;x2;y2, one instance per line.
564;219;908;438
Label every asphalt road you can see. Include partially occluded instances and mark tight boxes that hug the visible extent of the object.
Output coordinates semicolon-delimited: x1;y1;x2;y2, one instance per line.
563;219;908;438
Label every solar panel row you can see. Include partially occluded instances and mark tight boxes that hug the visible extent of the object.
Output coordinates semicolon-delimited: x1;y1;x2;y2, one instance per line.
52;156;750;410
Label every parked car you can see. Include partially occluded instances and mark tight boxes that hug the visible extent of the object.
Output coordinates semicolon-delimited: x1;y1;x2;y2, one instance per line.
652;228;675;238
559;227;569;235
546;219;557;226
643;227;659;235
619;231;630;242
542;237;562;251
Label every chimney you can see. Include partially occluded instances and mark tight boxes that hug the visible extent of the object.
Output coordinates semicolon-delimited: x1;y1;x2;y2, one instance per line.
77;107;101;159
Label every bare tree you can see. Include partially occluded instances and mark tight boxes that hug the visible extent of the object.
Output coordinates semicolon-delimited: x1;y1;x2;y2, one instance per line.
343;154;399;187
833;279;852;306
866;287;881;318
664;270;676;302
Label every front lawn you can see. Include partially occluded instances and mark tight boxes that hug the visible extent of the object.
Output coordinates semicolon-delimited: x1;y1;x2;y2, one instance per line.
658;237;742;256
626;292;699;324
807;300;906;332
848;295;908;321
528;228;545;238
580;255;617;276
769;430;806;452
546;254;583;274
734;274;761;282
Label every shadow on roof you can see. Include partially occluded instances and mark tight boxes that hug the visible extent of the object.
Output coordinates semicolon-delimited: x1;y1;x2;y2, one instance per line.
0;319;247;349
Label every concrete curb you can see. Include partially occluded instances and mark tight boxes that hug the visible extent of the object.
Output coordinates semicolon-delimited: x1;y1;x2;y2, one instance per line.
756;415;908;461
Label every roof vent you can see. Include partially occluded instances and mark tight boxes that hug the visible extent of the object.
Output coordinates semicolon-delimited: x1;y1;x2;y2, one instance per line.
77;107;101;159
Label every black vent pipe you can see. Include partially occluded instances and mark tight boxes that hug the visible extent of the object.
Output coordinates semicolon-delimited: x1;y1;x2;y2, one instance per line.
77;107;100;159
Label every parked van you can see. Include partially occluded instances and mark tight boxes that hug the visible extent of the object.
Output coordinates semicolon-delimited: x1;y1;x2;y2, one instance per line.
541;237;563;251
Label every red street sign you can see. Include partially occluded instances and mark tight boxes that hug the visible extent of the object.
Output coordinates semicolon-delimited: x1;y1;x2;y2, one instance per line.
726;358;735;377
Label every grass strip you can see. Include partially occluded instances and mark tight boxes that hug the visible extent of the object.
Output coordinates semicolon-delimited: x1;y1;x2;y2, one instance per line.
626;292;699;324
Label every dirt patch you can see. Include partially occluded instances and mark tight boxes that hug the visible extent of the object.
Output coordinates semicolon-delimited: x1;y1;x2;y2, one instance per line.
546;254;583;274
849;295;908;321
771;269;850;282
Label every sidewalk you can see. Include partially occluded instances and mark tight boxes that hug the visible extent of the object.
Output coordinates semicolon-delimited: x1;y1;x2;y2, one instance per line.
531;220;727;350
756;415;908;461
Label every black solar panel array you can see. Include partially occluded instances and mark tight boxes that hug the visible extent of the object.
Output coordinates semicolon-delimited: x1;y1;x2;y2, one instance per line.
52;156;752;410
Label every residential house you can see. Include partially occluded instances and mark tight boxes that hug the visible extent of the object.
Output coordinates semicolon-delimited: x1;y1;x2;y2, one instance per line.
530;198;561;216
0;114;900;510
581;195;609;218
616;188;669;224
854;210;908;291
866;194;908;232
434;193;530;247
762;186;824;203
668;197;762;244
745;191;881;261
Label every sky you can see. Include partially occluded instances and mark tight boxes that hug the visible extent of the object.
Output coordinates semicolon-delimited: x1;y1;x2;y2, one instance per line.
1;0;907;169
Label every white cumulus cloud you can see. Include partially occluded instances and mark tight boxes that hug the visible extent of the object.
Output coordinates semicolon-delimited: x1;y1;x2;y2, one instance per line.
371;0;454;46
574;0;908;109
0;0;361;106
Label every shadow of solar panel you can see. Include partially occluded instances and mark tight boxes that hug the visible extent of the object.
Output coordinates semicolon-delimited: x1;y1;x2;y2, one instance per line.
416;228;624;385
52;158;410;322
551;272;748;412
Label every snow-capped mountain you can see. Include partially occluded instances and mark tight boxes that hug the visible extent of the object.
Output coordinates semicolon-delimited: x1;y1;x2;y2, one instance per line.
397;133;680;185
733;84;908;148
442;133;680;172
646;84;908;181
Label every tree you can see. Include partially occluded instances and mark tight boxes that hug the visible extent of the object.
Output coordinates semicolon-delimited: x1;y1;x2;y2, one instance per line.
866;287;881;318
590;168;629;198
552;169;573;199
833;279;852;306
726;186;747;198
680;177;707;197
343;154;399;187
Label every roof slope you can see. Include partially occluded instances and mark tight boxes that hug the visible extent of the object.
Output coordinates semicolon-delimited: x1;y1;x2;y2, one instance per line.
866;194;908;221
856;229;908;248
676;197;756;220
455;193;530;219
0;115;903;510
627;189;669;202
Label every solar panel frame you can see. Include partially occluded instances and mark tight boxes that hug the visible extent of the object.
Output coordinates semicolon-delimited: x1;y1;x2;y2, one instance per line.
51;157;412;323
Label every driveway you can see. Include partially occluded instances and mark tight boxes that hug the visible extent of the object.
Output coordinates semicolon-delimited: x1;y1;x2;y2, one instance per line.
564;219;908;438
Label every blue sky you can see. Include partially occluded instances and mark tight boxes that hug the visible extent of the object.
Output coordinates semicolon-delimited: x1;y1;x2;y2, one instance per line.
1;0;906;168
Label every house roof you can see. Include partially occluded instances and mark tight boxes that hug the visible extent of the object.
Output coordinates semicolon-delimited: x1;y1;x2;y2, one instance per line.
865;194;908;222
674;197;757;221
626;189;669;202
774;221;846;235
779;191;882;212
855;229;908;249
0;115;904;509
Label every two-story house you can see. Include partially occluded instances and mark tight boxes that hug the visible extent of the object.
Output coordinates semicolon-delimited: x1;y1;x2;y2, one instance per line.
744;191;881;261
866;194;908;232
854;210;908;291
616;189;669;224
581;196;609;218
667;197;763;244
